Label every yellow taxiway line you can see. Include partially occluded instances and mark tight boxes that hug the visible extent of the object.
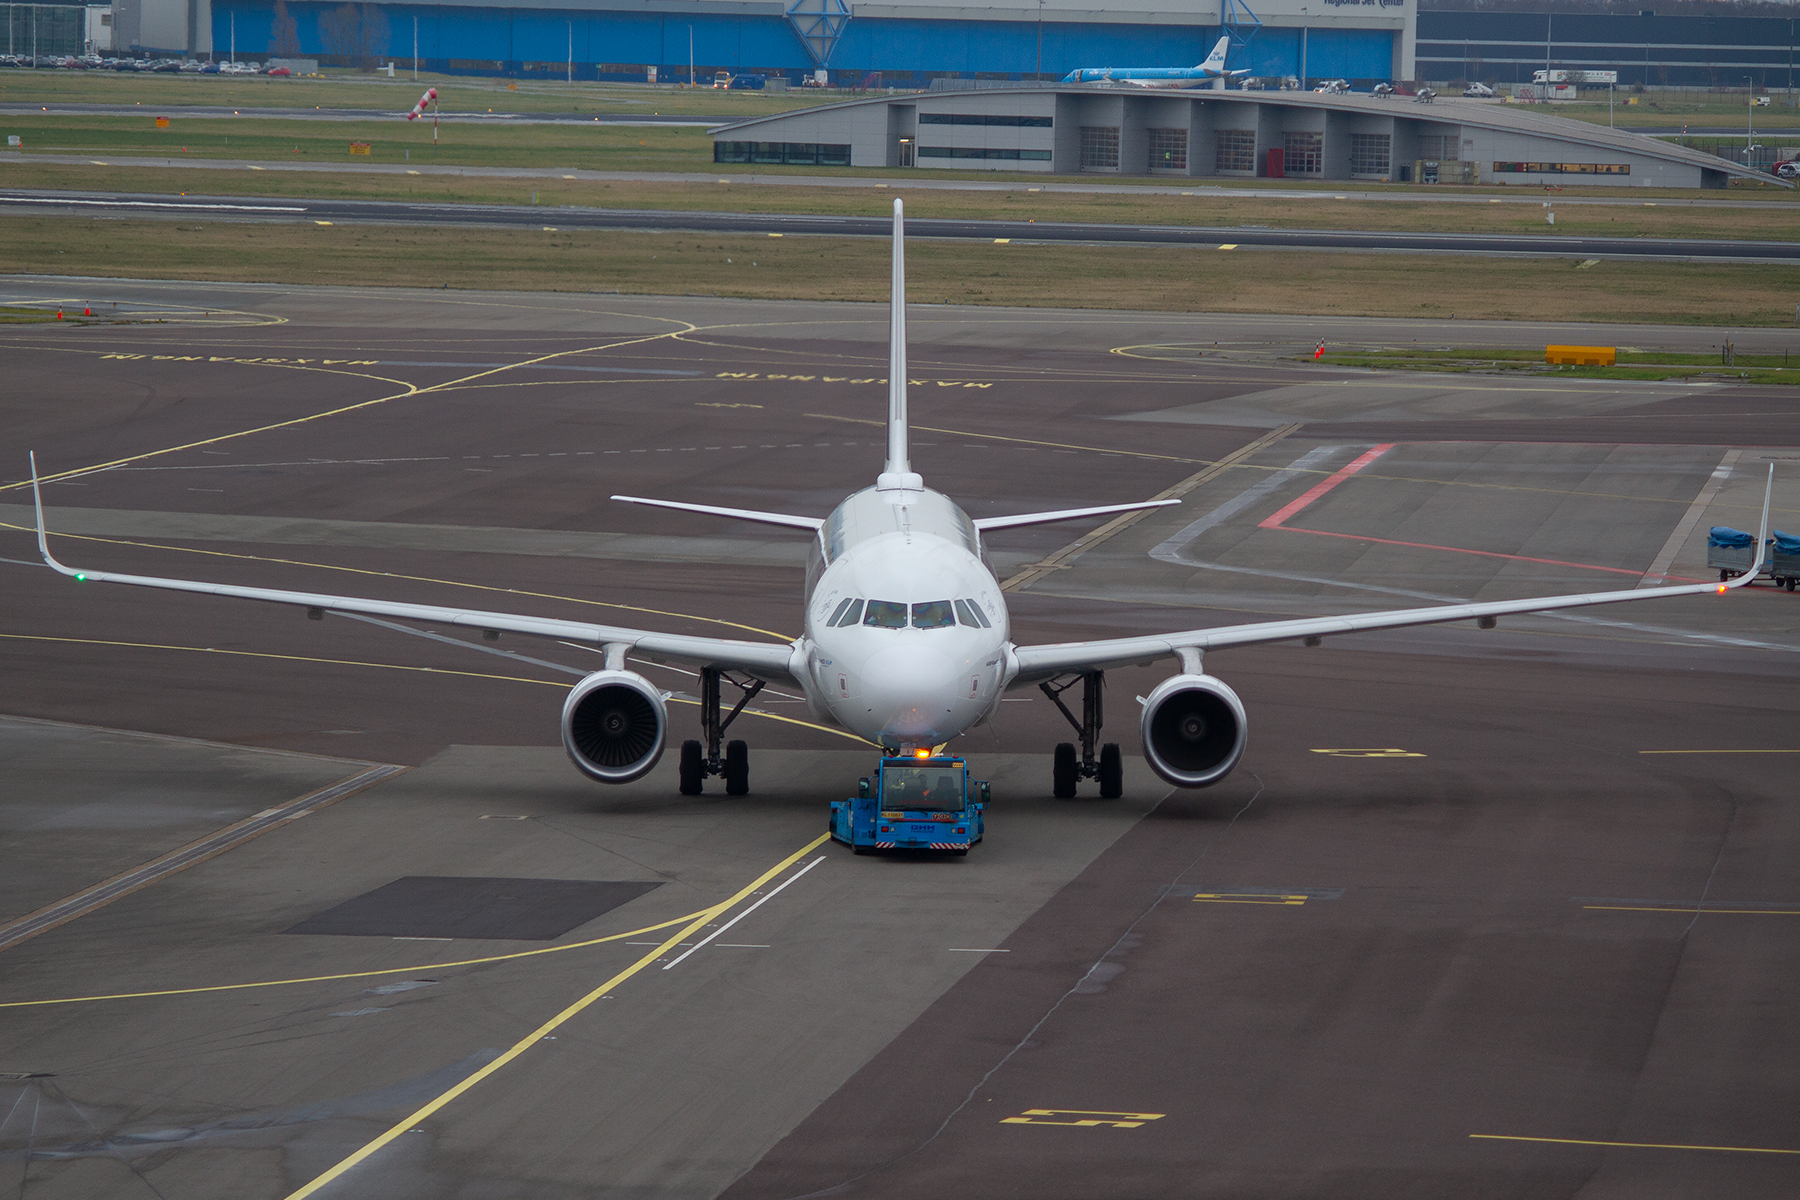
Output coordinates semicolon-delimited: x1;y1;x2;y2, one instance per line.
282;832;832;1200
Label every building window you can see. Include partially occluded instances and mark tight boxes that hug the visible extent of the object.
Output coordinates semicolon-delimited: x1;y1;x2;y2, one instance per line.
1147;128;1187;172
1215;129;1255;173
1418;135;1459;161
1283;131;1322;174
713;142;852;166
917;146;1053;160
1080;126;1120;170
1349;133;1391;177
919;113;1053;127
1491;161;1630;175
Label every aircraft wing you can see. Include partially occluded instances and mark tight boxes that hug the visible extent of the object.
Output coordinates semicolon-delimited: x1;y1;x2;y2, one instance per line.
28;458;800;684
1009;464;1774;686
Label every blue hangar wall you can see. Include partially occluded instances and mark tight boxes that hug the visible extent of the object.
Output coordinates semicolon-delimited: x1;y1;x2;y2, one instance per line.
211;1;1397;84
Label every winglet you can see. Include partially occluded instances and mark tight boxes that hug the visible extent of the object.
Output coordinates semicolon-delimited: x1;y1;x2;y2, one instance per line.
877;198;922;496
28;452;79;579
1726;461;1776;589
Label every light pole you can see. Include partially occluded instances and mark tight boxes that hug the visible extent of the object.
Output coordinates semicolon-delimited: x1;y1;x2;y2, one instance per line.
688;24;694;88
1036;0;1044;81
412;15;418;80
567;19;572;84
1300;6;1307;88
1749;74;1755;160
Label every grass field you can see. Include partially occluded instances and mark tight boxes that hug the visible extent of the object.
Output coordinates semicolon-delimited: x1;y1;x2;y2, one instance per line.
1316;345;1800;384
6;215;1800;325
0;66;838;117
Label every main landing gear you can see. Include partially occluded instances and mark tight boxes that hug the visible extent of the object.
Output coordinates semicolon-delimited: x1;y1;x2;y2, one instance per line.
1040;671;1123;799
679;667;763;796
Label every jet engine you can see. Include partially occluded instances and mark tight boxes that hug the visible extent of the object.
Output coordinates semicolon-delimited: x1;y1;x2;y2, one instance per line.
1140;673;1247;788
561;670;667;783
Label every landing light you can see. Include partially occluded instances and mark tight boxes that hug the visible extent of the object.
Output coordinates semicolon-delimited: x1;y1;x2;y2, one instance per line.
915;748;930;759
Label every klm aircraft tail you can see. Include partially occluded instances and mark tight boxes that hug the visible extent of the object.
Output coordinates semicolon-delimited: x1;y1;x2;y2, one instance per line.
1200;35;1230;74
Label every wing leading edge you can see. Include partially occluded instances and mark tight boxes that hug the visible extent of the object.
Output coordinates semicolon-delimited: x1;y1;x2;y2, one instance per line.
28;455;800;684
1010;464;1776;685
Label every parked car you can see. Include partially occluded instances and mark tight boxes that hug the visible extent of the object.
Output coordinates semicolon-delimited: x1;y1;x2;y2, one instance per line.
265;66;291;76
1774;161;1800;178
1463;81;1496;97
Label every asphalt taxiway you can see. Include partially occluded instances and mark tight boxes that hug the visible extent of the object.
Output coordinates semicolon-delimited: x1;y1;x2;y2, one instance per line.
1;280;1797;1199
7;188;1799;261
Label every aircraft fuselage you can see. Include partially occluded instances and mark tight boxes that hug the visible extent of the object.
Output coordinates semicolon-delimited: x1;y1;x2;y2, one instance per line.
798;484;1010;749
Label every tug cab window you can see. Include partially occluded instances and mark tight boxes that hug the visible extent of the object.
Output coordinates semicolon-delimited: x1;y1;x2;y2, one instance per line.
863;600;909;628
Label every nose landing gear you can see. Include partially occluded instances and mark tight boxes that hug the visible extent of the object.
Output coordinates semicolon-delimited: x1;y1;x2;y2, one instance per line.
679;667;763;795
1041;671;1123;799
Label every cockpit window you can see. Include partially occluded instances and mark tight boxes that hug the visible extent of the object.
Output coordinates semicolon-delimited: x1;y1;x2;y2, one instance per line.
863;600;909;629
912;600;956;629
954;599;991;629
827;597;858;627
829;598;865;627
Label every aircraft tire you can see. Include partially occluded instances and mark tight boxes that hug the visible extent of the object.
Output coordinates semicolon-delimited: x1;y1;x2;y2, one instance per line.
1052;743;1078;798
679;740;704;795
1098;743;1124;799
724;739;750;795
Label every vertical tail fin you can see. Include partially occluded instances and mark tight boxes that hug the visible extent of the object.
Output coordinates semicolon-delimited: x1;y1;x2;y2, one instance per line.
878;198;922;494
1201;35;1229;73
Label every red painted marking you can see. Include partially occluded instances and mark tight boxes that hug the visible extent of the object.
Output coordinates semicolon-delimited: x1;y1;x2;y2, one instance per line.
1260;443;1395;530
1276;525;1695;579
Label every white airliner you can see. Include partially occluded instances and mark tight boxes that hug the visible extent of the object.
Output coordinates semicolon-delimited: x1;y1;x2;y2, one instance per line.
1061;36;1252;89
29;201;1775;800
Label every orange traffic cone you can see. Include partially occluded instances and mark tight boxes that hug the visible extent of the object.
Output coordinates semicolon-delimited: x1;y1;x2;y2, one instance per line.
84;307;92;316
56;310;63;319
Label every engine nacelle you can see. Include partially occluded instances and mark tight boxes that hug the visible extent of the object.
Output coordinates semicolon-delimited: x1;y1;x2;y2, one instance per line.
561;670;666;783
1140;673;1248;788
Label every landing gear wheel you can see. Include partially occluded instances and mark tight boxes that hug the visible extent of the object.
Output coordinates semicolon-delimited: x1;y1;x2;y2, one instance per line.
1098;743;1123;799
1052;742;1078;798
724;739;750;795
678;740;704;795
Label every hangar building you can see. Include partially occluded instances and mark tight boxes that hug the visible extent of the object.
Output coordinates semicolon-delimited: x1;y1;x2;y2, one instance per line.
710;86;1777;188
112;0;1415;85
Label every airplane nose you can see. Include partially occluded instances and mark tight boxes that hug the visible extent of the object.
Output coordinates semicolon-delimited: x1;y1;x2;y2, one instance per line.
860;645;964;744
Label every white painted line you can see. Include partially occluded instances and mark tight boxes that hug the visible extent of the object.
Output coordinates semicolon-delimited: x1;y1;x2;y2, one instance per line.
661;856;823;970
948;948;1010;952
1638;448;1740;587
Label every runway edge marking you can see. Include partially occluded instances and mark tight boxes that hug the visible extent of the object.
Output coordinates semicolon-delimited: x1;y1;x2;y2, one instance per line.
0;763;406;954
283;831;833;1200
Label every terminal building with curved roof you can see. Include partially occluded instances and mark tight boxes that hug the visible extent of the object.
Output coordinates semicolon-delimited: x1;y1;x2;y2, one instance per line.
710;86;1779;188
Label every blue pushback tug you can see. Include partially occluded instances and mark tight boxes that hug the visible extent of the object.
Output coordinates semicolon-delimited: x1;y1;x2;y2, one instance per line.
831;755;988;856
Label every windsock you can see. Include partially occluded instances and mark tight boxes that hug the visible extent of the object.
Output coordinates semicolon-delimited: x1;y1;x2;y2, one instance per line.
406;88;438;120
